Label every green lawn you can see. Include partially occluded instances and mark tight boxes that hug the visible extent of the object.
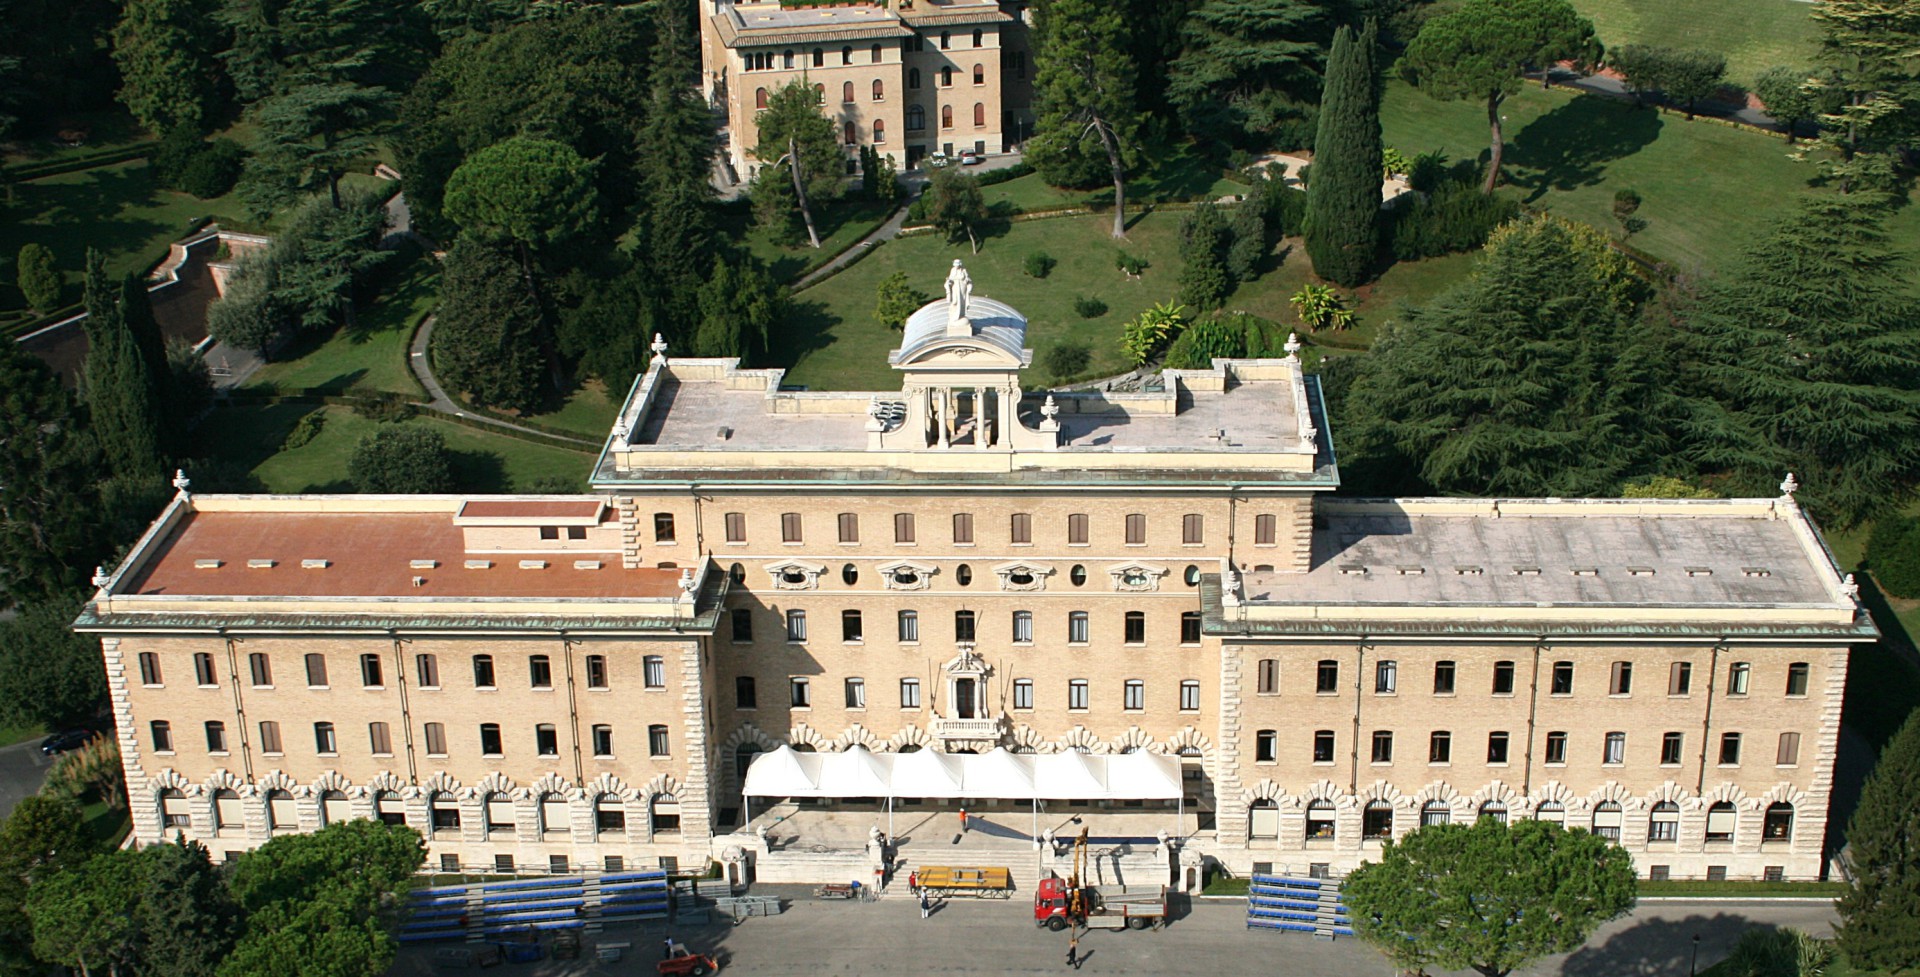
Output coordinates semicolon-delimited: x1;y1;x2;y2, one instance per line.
526;381;621;440
194;405;596;494
0;110;148;166
81;799;133;851
242;253;438;397
0;721;43;749
738;197;900;284
1381;80;1824;273
1569;0;1819;88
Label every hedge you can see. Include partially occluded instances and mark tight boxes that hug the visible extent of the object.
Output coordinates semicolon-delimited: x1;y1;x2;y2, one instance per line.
10;140;161;181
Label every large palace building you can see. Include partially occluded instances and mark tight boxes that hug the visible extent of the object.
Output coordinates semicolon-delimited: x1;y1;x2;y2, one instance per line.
697;0;1034;178
83;264;1874;885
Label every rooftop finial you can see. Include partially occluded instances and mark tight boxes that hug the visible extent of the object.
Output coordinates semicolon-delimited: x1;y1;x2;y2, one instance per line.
1780;472;1799;498
172;468;191;497
679;567;696;597
1284;332;1302;361
1840;573;1859;599
91;565;110;590
650;333;670;366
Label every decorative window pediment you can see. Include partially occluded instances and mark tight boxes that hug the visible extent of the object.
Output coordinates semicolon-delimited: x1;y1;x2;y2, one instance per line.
943;646;991;677
763;560;828;591
1108;562;1170;593
876;560;939;591
992;561;1055;592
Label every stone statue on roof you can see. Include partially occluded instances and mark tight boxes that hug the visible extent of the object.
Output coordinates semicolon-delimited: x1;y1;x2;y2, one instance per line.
945;259;972;328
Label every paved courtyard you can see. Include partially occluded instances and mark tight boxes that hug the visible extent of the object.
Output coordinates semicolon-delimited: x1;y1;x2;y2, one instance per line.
387;894;1836;977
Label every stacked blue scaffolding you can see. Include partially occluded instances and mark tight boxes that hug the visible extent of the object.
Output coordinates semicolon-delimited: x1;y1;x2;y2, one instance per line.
396;870;670;943
598;870;672;924
1245;874;1352;938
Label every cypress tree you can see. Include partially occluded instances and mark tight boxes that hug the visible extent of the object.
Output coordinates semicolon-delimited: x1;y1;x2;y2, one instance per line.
1304;21;1381;288
121;273;178;457
1837;708;1920;972
133;837;240;976
430;236;548;413
80;250;167;480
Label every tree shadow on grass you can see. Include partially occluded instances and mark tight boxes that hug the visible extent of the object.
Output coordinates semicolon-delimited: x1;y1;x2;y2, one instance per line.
767;298;841;372
1505;95;1664;203
191;402;323;473
447;448;510;494
7;163;177;270
1557;912;1779;977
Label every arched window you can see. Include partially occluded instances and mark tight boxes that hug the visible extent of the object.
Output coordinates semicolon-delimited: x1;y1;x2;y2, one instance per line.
941;67;953;87
429;791;461;836
1362;800;1393;840
843;121;856;144
973;102;985;127
939;30;950;49
1705;801;1737;842
907;105;925;130
813;47;824;67
319;789;350;827
782;49;794;69
266;788;297;833
595;795;626;837
1591;801;1622;841
973;28;983;47
755;88;768;109
1533;801;1565;825
213;788;242;833
652;793;682;834
1763;802;1794;841
1649;801;1680;842
873;120;886;143
871;43;882;63
1305;800;1336;840
843;80;854;103
941;105;954;129
909;67;921;90
1420;800;1450;827
1479;800;1508;825
813;83;825;105
540;792;571;835
841;45;853;64
973;64;984;85
730;562;745;585
1249;798;1279;839
873;79;884;100
484;791;515;838
375;789;406;826
159;787;190;829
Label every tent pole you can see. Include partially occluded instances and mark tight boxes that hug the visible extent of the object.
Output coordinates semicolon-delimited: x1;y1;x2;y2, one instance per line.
745;793;752;827
888;795;894;840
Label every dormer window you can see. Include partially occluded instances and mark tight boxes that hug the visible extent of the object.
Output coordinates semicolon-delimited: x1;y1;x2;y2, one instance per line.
878;560;938;591
993;561;1054;592
1107;562;1170;593
765;561;827;591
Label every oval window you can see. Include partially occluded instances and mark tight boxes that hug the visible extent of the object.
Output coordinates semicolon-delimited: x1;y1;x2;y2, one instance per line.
781;569;807;585
729;563;745;585
956;564;972;586
1184;565;1200;586
842;563;859;586
1070;565;1087;586
893;570;919;586
1122;571;1148;587
1009;570;1034;586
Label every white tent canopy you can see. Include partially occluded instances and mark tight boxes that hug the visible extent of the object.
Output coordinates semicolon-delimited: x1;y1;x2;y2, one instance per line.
741;745;1181;801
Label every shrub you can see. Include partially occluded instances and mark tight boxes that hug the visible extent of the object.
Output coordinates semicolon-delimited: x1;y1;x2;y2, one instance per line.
1226;203;1269;282
281;411;327;450
1382;147;1412;179
351;391;419;423
1041;342;1092;380
1290;283;1353;331
1121;300;1187;367
153;128;246;199
1406;151;1449;194
1073;295;1108;319
16;243;61;311
1386;181;1520;260
1869;514;1920;599
348;426;454;493
1024;251;1056;279
1114;251;1148;277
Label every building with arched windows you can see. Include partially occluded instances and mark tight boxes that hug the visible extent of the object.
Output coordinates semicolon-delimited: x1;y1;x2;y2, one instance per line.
697;0;1034;179
83;264;1872;884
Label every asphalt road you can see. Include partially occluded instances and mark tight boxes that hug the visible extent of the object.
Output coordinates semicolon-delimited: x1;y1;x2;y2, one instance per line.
387;894;1836;977
0;739;54;821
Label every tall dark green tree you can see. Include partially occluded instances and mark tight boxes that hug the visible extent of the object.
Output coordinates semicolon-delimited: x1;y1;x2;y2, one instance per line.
26;848;148;977
243;80;393;212
113;0;227;135
636;0;721;332
694;256;785;359
133;838;240;977
1751;66;1819;144
347;427;454;494
0;598;108;733
1838;708;1920;972
1805;0;1920;192
750;79;844;249
81;251;167;481
1177;200;1233;309
0;329;105;604
443;135;603;256
1029;0;1140;239
1167;0;1327;150
430;236;549;413
0;795;96;975
1304;21;1381;287
1679;193;1920;527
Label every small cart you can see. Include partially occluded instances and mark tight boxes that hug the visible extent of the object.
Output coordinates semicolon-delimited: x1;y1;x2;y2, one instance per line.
812;881;863;900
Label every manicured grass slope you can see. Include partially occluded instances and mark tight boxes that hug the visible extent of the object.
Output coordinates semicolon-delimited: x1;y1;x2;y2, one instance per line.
243;255;439;396
1569;0;1819;87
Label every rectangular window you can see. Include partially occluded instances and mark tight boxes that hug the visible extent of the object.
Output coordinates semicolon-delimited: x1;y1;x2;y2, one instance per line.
567;526;586;540
1312;730;1334;763
194;652;218;686
898;610;919;642
416;653;439;688
1728;661;1751;695
1180;680;1201;711
1669;661;1692;696
315;721;338;755
424;722;447;756
1786;662;1809;696
249;652;272;687
1719;732;1742;765
1012;610;1033;643
780;512;802;543
649;724;670;756
791;677;811;708
1661;732;1684;765
1067;612;1088;643
528;655;551;689
837;512;859;543
1013;679;1033;710
258;721;282;754
786;610;807;642
643;655;665;688
1067;513;1089;545
360;653;383;688
1068;679;1089;710
845;677;866;709
732;609;754;642
1603;731;1626;764
1180;612;1201;645
472;654;494;688
900;678;921;708
1609;661;1633;695
1316;659;1339;694
1257;659;1279;695
151;720;172;752
725;512;747;543
1429;731;1451;763
894;513;915;543
205;720;227;752
586;654;608;689
654;513;675;542
1123;611;1145;644
1010;512;1031;544
1706;808;1736;843
1254;513;1276;546
952;512;973;544
139;652;162;685
369;721;392;756
592;725;613;757
842;610;863;642
1492;661;1515;695
1256;729;1277;763
1550;661;1574;695
955;610;976;642
1433;660;1456;694
478;723;501;756
736;676;757;708
1375;660;1397;694
1123;679;1145;711
1120;513;1150;547
1487;731;1510;764
540;526;559;540
535;723;557;757
1544;731;1568;764
1371;731;1394;763
1650;809;1679;842
1777;732;1800;765
1182;513;1203;545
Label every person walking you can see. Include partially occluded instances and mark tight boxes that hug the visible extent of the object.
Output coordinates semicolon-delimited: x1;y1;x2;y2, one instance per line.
907;870;919;896
1066;935;1080;970
920;890;932;919
959;808;969;835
